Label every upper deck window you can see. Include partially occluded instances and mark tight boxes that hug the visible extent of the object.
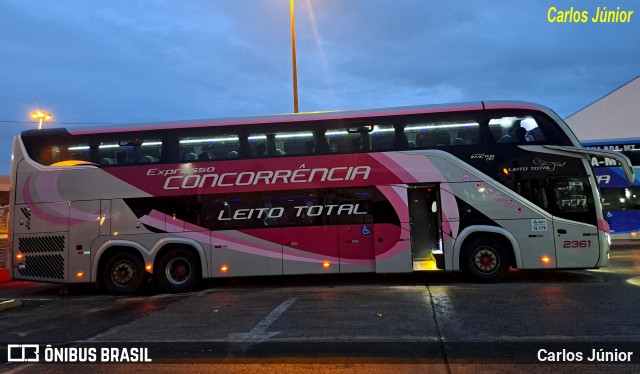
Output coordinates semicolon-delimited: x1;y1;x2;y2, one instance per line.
486;110;571;146
99;139;162;166
25;136;93;166
20;105;575;167
490;116;546;144
179;135;239;161
402;112;481;148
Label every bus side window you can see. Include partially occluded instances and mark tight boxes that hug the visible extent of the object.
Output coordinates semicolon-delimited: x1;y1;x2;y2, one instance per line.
277;131;314;156
44;146;61;165
66;143;92;163
265;134;278;156
314;132;330;154
327;131;359;153
454;124;480;145
99;142;119;164
371;125;396;151
139;139;162;163
254;142;267;157
116;148;140;165
489;115;550;144
411;130;449;148
178;135;239;161
393;125;409;150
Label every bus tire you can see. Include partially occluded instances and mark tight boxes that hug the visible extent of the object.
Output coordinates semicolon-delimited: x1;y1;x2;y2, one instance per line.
461;237;510;283
156;248;201;293
102;252;145;295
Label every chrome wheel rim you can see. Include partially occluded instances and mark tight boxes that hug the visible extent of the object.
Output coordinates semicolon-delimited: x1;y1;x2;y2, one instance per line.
112;261;136;286
165;257;191;285
472;247;499;273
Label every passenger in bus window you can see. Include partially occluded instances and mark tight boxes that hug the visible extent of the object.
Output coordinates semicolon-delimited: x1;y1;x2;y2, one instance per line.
304;140;315;155
117;148;140;164
183;152;197;161
352;137;362;152
510;127;527;143
198;151;212;160
526;127;545;142
256;143;266;157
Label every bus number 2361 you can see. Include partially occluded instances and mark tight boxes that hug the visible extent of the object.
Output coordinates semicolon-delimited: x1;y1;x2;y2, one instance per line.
563;240;592;249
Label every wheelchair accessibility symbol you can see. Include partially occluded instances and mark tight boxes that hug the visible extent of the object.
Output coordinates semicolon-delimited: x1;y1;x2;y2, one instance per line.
362;225;371;236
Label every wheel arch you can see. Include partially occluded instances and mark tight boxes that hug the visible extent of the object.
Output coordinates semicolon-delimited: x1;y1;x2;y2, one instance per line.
150;238;209;279
92;240;149;283
453;226;523;271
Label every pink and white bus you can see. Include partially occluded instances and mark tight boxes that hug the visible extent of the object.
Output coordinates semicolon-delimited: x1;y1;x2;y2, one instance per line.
8;101;633;294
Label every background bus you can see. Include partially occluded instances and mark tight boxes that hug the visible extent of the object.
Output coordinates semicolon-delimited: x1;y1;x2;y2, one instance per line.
8;102;629;295
583;138;640;240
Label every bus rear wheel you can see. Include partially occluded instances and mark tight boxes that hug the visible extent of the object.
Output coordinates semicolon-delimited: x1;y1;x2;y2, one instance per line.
156;248;201;293
462;237;510;283
102;252;145;295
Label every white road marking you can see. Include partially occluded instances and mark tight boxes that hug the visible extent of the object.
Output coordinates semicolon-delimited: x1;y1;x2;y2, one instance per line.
229;297;298;342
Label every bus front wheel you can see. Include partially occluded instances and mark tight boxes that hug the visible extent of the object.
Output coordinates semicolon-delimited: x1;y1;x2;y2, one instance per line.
156;248;201;293
102;252;145;295
462;237;510;283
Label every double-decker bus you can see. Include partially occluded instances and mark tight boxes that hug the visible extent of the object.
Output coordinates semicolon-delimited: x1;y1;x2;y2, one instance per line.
8;101;633;295
583;138;640;239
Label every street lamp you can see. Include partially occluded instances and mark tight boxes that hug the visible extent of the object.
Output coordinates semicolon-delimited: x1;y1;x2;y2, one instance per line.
31;111;52;130
290;0;299;113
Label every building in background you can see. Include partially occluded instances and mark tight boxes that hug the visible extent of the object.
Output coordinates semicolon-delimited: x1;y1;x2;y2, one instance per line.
565;76;640;141
566;76;640;240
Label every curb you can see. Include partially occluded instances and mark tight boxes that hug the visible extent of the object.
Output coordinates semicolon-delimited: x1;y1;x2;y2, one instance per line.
0;299;22;312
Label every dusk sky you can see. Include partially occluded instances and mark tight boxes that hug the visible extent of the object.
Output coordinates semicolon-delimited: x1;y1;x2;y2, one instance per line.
1;0;639;174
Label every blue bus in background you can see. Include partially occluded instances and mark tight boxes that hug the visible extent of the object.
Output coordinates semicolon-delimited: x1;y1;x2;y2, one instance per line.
583;138;640;240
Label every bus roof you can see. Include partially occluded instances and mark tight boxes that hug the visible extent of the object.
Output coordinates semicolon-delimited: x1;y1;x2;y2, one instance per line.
24;100;557;137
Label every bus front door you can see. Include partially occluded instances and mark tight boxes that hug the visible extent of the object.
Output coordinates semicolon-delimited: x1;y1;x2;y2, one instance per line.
408;184;442;271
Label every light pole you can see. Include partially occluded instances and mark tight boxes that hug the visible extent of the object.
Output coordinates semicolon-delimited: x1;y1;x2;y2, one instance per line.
31;111;52;130
290;0;299;113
